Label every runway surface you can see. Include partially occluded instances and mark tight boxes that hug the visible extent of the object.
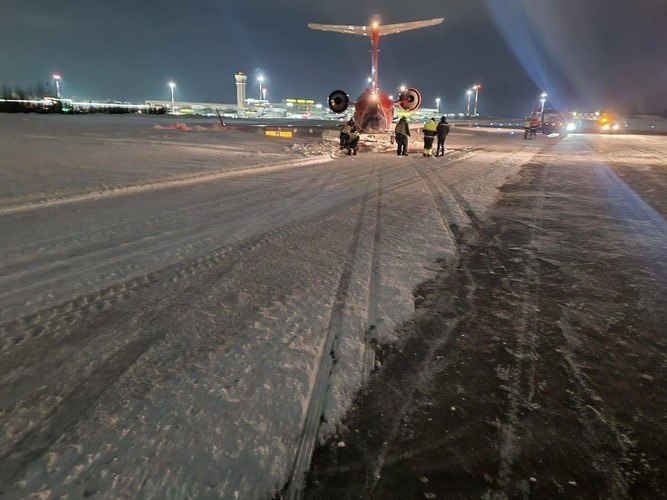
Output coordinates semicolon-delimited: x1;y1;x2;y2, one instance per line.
0;115;664;497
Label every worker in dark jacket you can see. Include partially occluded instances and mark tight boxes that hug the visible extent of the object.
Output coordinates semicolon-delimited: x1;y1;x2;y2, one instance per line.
435;116;450;156
340;119;353;148
346;125;360;156
395;116;410;156
422;118;437;157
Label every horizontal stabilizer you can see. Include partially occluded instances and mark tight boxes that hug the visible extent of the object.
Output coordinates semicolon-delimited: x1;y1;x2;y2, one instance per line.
308;18;444;36
308;23;371;36
379;18;444;35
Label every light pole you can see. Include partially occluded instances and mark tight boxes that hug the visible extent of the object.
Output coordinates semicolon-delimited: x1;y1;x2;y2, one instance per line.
53;73;62;98
539;92;548;123
539;92;548;113
168;81;176;113
466;89;473;117
257;75;264;100
262;87;267;102
435;97;441;114
472;84;481;116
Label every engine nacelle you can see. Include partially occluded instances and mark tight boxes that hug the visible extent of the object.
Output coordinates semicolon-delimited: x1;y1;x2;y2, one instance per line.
328;90;350;114
398;87;422;111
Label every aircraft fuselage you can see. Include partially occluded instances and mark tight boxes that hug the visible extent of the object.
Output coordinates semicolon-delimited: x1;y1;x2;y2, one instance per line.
353;89;395;132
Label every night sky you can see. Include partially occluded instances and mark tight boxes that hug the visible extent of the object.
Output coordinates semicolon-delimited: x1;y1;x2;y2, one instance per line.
1;0;665;116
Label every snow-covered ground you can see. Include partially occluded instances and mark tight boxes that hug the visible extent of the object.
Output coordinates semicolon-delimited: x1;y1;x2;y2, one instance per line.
0;114;540;497
306;132;667;498
0;114;320;206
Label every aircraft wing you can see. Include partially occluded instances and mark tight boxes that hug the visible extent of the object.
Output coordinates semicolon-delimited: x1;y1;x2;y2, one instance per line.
308;23;370;36
379;18;444;35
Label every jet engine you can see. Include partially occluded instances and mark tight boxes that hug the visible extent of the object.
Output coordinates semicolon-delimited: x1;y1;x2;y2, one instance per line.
328;90;350;114
398;87;422;111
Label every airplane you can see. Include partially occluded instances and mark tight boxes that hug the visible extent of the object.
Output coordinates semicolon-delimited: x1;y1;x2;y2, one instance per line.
309;17;444;132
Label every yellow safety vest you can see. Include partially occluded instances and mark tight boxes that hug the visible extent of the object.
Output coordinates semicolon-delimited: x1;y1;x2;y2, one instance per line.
423;121;437;133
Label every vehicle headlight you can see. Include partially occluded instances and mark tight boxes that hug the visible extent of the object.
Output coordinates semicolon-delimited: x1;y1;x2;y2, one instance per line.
601;124;610;131
566;122;576;132
612;123;619;131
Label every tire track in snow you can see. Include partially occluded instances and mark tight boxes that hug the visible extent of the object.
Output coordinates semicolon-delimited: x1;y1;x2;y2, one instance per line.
283;167;376;499
362;168;384;383
282;154;494;488
0;163;395;325
0;168;359;361
0;158;439;349
2;153;481;356
0;157;398;268
279;152;489;496
0;157;356;264
414;165;464;248
0;155;333;216
0;169;344;319
0;243;259;493
361;163;481;491
544;155;654;495
627;144;667;163
491;159;545;496
427;151;530;231
0;156;378;258
0;173;316;265
555;315;631;496
360;149;535;493
0;161;423;461
0;154;484;356
0;159;377;275
415;151;544;485
0;163;356;489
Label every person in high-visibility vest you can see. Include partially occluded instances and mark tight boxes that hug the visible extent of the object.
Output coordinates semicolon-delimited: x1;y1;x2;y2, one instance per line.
422;118;438;157
524;118;531;140
530;118;540;138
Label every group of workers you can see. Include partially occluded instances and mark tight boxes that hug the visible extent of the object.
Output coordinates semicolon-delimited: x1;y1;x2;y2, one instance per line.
339;116;451;158
395;116;450;157
524;117;540;139
423;117;450;157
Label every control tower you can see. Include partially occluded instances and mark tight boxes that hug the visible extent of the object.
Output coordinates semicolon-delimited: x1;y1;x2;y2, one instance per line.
235;72;247;108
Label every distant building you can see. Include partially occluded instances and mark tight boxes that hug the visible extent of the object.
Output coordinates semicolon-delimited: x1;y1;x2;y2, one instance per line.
235;72;247;108
276;98;324;118
144;100;237;116
144;72;331;119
